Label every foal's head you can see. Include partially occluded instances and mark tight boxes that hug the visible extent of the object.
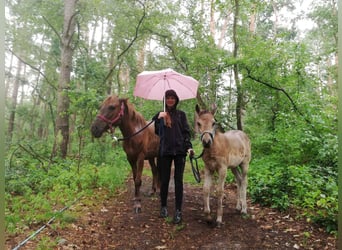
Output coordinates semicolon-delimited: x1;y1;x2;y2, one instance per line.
91;95;125;138
195;104;217;148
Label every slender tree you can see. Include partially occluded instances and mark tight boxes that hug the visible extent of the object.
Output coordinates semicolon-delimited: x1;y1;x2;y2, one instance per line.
7;60;22;143
52;0;78;158
232;0;244;130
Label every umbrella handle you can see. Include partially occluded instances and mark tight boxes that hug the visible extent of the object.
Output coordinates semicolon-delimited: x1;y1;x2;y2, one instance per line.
159;118;165;135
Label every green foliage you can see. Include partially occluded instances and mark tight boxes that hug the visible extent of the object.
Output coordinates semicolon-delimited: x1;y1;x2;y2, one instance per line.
5;140;130;235
248;150;337;234
247;98;337;230
242;34;337;232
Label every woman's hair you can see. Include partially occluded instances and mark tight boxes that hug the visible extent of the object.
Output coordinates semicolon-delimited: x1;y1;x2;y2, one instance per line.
164;89;179;127
165;89;179;106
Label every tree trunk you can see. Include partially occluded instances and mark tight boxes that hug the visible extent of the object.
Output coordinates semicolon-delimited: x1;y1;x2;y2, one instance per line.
218;13;230;49
5;52;14;98
249;3;257;34
233;0;244;131
53;0;78;158
271;0;279;36
7;60;22;143
209;0;215;38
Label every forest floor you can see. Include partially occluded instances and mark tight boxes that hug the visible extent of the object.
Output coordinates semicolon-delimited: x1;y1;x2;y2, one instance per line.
6;168;337;250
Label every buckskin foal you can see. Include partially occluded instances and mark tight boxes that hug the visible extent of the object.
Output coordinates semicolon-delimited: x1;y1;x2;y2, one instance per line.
195;104;251;227
91;95;160;213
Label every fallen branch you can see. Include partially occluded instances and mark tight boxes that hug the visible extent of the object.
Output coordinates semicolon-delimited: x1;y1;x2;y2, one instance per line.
12;196;82;250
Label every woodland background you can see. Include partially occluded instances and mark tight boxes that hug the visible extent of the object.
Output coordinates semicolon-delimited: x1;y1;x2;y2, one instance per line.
5;0;338;246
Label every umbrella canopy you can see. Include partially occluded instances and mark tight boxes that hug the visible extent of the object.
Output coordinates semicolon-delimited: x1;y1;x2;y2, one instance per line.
134;68;199;101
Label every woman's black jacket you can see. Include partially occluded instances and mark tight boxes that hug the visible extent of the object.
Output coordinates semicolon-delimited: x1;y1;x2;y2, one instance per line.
153;110;192;157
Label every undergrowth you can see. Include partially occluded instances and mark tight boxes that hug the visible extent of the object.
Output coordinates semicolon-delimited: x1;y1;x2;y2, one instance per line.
248;157;338;234
5;139;130;238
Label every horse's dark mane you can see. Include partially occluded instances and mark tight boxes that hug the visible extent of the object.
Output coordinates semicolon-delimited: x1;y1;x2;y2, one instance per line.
123;98;147;126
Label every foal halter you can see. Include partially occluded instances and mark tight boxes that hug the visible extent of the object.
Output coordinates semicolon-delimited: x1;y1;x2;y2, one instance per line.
200;129;215;142
97;102;125;133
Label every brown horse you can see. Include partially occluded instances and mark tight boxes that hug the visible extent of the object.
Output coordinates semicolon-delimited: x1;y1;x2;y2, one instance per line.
91;95;160;213
195;104;251;227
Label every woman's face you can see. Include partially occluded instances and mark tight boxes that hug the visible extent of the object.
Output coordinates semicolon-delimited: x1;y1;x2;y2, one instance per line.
165;95;177;108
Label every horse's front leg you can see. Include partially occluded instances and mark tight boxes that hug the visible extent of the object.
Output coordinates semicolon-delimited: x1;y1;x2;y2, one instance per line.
129;157;144;213
203;168;213;223
148;157;159;195
216;167;227;227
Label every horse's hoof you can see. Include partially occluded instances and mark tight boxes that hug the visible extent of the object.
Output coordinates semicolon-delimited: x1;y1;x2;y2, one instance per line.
205;216;213;225
241;213;250;219
134;207;142;213
147;190;156;197
216;221;224;228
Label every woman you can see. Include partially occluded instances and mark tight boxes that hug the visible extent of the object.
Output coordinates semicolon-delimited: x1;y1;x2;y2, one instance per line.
153;89;194;224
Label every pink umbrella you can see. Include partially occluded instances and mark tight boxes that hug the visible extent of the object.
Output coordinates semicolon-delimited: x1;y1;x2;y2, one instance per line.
134;68;199;101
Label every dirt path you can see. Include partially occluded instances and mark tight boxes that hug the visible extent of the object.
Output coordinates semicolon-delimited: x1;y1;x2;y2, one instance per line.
7;175;337;250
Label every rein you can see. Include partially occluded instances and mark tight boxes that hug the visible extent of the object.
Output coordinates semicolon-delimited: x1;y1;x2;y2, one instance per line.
115;119;155;142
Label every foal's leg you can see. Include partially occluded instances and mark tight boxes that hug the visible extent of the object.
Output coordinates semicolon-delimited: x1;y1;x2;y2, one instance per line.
240;162;249;214
216;166;227;226
231;167;242;211
203;168;213;222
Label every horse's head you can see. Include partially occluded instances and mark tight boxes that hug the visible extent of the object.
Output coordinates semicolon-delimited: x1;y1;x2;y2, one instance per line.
195;104;217;148
91;95;126;138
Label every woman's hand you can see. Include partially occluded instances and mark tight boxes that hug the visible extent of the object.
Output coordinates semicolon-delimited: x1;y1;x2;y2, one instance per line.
187;148;195;157
158;112;167;119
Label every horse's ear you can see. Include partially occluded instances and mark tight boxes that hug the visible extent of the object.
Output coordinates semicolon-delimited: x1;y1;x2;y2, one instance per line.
119;98;129;104
194;104;200;134
210;103;217;115
195;104;201;115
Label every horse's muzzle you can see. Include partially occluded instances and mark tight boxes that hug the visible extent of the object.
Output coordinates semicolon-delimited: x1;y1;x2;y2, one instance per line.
91;124;104;138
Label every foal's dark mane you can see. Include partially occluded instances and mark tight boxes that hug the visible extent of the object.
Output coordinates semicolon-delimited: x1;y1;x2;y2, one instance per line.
197;109;211;116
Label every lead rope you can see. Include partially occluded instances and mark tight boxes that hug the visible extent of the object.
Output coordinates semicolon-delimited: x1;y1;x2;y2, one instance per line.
189;150;204;183
112;119;156;142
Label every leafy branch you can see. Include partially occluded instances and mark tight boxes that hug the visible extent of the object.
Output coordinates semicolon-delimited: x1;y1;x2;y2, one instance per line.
103;0;147;84
243;66;320;137
8;48;57;91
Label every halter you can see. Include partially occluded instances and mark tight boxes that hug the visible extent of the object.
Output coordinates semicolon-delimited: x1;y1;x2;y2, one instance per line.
191;126;216;183
97;102;125;133
200;129;215;142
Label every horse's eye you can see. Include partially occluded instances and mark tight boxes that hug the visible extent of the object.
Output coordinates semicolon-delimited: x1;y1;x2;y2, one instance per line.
196;122;201;129
212;121;216;127
108;105;115;110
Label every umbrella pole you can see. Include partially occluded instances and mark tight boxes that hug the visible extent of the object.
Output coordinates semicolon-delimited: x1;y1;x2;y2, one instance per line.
163;94;165;112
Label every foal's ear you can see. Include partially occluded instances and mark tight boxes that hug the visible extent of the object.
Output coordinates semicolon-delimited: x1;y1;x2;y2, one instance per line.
210;103;217;115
